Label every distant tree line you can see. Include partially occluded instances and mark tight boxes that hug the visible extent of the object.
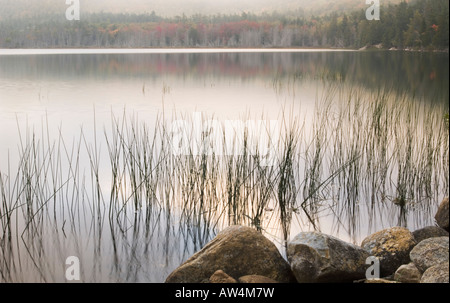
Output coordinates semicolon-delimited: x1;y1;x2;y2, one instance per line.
0;0;448;49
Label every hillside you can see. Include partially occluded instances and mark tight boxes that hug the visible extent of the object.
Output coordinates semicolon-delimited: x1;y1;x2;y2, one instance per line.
0;0;447;50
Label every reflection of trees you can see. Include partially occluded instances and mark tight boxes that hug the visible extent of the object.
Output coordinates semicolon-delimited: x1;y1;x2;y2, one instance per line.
1;51;447;101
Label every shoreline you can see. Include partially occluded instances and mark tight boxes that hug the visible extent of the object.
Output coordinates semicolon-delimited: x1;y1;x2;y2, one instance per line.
0;47;356;56
166;198;449;283
0;46;448;56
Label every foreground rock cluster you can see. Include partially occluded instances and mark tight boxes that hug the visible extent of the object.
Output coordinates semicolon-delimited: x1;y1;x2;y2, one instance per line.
166;197;449;283
165;225;296;283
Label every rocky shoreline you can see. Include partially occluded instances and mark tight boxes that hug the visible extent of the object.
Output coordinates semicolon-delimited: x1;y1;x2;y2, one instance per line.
358;44;450;53
166;197;449;284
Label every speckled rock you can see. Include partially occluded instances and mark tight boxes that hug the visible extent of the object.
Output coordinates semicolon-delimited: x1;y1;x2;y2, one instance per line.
435;197;449;232
412;226;449;244
238;275;279;283
209;270;238;283
287;232;370;283
165;225;296;283
420;262;449;283
394;263;422;283
410;237;449;273
361;227;417;276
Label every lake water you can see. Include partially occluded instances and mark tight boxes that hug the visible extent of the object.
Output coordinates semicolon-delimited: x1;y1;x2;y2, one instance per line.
0;49;448;282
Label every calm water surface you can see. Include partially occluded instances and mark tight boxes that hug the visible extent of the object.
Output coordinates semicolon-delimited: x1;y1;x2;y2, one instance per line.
0;49;448;282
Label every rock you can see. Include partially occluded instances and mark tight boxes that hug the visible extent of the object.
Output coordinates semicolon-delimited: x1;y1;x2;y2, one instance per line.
413;226;449;243
287;232;370;283
361;227;417;276
209;270;238;283
410;237;449;273
435;197;449;231
394;263;422;283
421;262;449;283
364;278;398;283
165;225;296;283
238;275;279;283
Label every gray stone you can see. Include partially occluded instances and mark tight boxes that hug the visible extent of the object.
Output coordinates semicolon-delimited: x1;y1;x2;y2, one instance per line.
209;270;238;283
364;278;398;283
421;262;449;283
435;197;449;232
238;275;279;283
410;236;449;273
287;231;370;283
165;225;296;283
361;227;417;276
413;226;449;243
394;263;422;283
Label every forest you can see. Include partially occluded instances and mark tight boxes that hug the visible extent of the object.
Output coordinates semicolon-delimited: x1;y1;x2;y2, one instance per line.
0;0;448;49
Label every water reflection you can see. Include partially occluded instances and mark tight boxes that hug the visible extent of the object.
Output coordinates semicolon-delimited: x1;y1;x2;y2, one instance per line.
0;50;448;282
1;51;448;101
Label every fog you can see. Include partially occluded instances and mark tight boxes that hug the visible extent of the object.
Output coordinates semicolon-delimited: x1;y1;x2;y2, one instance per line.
80;0;303;15
0;0;403;19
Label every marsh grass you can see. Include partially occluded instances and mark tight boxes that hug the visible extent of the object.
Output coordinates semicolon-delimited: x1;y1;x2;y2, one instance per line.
0;84;448;282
